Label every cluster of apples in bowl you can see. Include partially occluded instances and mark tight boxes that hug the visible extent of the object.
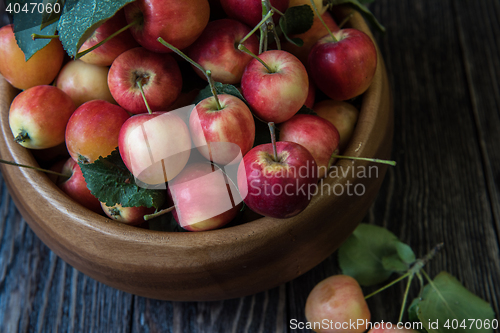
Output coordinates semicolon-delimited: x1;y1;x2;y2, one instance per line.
0;0;393;300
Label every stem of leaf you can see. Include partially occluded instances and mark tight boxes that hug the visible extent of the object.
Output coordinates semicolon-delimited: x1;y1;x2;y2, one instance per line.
260;0;273;53
268;122;279;162
136;79;152;114
0;158;69;178
309;0;337;42
338;11;354;29
331;154;397;166
364;271;411;300
398;273;414;323
144;205;175;221
31;34;58;40
76;16;142;59
238;44;274;73
239;10;274;45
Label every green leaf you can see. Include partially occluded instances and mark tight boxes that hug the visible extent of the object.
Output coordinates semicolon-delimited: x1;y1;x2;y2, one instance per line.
408;298;428;333
381;254;408;273
396;241;416;264
41;0;65;30
193;82;248;105
78;148;166;210
338;224;413;286
278;5;314;47
12;0;60;60
57;0;134;57
328;0;385;32
413;272;495;333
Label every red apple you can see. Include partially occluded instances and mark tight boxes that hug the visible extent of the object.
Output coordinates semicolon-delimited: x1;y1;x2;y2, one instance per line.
65;100;130;164
314;100;359;151
308;29;377;101
100;202;155;225
9;85;76;149
241;50;309;123
57;158;102;214
56;60;116;107
118;111;192;185
220;0;289;28
124;0;210;53
79;10;139;66
305;275;370;333
169;163;242;231
108;47;182;114
368;326;419;333
0;24;65;90
279;114;340;178
187;19;259;84
237;141;317;218
282;11;339;65
190;94;255;165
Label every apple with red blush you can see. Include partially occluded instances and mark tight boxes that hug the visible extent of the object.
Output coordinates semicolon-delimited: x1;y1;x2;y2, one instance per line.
314;100;359;151
108;47;182;114
187;19;259;85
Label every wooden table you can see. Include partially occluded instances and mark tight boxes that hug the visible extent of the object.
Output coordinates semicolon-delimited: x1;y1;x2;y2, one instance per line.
1;0;499;331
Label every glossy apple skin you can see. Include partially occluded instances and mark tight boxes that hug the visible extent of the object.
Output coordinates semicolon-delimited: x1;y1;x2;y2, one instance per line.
190;94;255;165
368;327;419;333
241;50;309;123
57;158;102;214
169;163;242;231
308;29;377;101
124;0;210;53
100;202;155;225
108;47;182;114
187;19;259;84
280;114;340;179
118;112;192;185
9;85;76;149
314;100;359;152
305;275;370;333
65;100;130;163
220;0;289;27
237;141;317;218
56;60;116;107
79;10;139;66
282;11;339;65
0;24;64;90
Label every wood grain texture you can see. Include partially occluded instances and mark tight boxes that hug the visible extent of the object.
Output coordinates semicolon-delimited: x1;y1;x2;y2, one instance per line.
1;0;500;332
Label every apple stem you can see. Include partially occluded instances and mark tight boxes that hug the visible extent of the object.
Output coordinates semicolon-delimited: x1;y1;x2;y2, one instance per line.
0;158;70;178
31;34;58;40
338;11;354;29
331;154;397;166
259;0;274;53
239;9;274;45
398;272;414;323
136;79;153;114
268;122;279;162
238;44;274;73
75;16;142;60
364;271;411;300
143;205;175;221
206;70;222;110
309;0;337;42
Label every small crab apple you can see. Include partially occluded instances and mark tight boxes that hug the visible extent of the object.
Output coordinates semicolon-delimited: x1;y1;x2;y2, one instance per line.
279;114;340;179
57;158;102;214
187;19;259;84
100;202;155;225
9;85;76;149
314;100;359;151
78;9;139;66
124;0;210;53
65;100;130;164
241;50;309;123
305;275;370;333
0;24;65;90
56;60;116;107
108;47;182;114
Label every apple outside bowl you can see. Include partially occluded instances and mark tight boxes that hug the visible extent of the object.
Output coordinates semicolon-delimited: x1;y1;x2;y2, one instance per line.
0;7;393;301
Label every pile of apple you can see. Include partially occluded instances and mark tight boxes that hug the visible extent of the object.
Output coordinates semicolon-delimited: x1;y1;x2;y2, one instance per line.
0;0;378;231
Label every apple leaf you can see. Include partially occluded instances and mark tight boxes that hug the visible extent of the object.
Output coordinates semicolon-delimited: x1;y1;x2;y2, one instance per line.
328;0;385;32
338;223;415;286
12;0;60;60
411;272;495;333
57;0;134;57
194;82;248;106
78;148;166;210
41;0;65;30
279;5;314;47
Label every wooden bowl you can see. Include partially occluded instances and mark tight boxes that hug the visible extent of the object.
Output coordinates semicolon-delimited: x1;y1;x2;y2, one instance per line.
0;7;392;301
